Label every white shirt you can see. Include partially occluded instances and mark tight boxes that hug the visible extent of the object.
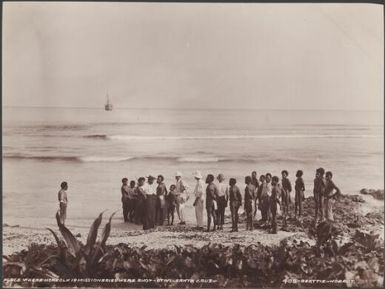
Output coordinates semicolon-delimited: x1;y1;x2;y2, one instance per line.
143;183;157;195
58;189;68;204
217;182;229;198
194;179;205;198
175;178;188;194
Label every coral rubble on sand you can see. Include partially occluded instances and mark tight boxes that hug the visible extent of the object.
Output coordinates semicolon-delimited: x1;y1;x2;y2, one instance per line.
360;188;384;201
3;195;384;288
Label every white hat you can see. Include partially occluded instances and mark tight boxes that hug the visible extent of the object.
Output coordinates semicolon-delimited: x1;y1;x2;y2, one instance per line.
193;171;203;179
175;171;182;177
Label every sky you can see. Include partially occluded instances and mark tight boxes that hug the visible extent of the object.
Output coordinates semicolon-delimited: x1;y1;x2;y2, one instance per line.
2;2;384;110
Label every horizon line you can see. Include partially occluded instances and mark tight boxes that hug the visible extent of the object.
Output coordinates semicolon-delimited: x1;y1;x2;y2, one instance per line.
2;105;383;112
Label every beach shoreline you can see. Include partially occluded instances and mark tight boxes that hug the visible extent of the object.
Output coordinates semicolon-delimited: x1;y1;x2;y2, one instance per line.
3;191;383;256
3;191;384;288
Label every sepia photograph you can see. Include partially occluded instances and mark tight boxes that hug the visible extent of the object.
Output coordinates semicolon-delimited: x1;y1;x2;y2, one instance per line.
2;1;384;288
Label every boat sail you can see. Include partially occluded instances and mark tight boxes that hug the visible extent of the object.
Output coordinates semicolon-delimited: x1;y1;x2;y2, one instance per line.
104;92;113;111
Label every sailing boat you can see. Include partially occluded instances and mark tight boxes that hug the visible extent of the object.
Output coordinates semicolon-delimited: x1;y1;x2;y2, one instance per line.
104;91;113;111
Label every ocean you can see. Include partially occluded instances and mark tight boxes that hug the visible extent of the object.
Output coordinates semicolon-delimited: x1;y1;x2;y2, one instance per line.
2;107;384;228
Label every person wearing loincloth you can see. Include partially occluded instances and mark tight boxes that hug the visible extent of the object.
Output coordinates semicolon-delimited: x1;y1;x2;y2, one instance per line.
121;178;130;222
270;176;282;234
281;170;292;220
156;175;168;226
251;171;260;218
127;180;137;222
324;171;341;221
294;170;305;220
166;184;177;225
134;177;146;225
58;181;69;225
216;173;229;230
313;168;326;223
244;176;255;231
229;178;242;232
205;174;218;232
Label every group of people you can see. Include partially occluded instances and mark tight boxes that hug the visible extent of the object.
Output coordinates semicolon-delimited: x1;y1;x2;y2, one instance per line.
56;167;341;232
119;168;341;233
120;172;189;230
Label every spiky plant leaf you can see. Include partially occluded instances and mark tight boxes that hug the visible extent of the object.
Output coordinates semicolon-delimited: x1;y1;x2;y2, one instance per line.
55;211;81;257
46;228;61;246
30;265;60;279
88;243;103;270
46;227;64;259
85;211;105;254
100;211;117;247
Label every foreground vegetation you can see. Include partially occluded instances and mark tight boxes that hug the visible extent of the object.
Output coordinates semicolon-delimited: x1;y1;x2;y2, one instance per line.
3;194;384;288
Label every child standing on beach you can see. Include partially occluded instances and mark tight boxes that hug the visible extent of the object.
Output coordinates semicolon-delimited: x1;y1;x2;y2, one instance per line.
281;170;292;219
244;176;255;231
251;171;260;189
270;176;282;234
294;170;305;219
178;185;190;226
166;185;177;225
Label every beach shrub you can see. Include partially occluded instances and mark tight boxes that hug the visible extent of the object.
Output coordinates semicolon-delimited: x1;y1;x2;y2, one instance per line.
49;210;117;277
4;234;384;288
3;210;116;282
3;243;59;280
3;195;384;288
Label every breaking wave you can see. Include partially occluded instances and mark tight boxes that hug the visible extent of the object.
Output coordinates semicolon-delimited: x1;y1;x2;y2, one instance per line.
84;134;109;139
79;156;135;162
4;153;314;164
4;153;256;163
4;155;80;162
84;134;380;141
4;154;134;163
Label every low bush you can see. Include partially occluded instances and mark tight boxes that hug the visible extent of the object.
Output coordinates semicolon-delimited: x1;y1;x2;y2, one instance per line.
3;196;384;288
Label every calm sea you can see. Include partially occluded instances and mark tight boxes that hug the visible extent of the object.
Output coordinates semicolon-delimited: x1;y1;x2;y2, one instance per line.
3;107;384;228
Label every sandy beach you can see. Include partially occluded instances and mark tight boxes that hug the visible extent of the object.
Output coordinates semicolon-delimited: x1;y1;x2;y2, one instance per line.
2;222;310;256
3;211;308;256
3;191;383;257
4;190;384;288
